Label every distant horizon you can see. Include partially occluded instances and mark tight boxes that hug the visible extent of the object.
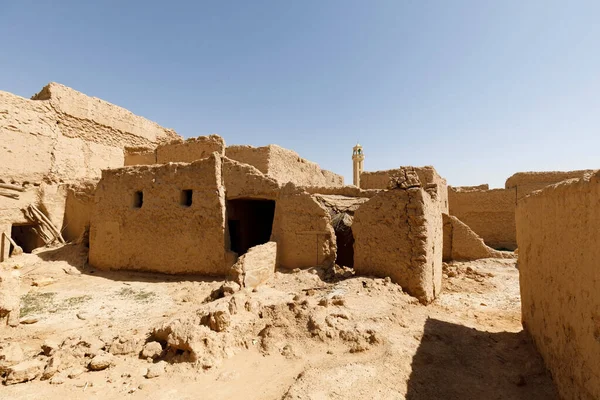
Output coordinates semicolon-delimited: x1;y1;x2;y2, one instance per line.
2;1;599;188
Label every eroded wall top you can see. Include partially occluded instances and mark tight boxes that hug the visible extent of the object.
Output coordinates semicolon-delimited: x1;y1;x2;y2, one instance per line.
517;171;600;399
156;135;225;164
506;170;595;199
32;82;180;148
360;166;448;213
225;144;344;188
1;83;181;184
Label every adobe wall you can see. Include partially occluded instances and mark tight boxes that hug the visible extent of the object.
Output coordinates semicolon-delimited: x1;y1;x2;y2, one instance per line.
225;144;344;187
271;184;336;269
62;183;96;243
156;135;225;164
302;185;380;198
1;83;181;259
442;214;514;261
225;146;270;175
89;155;227;275
517;172;600;400
124;147;156;166
353;169;443;304
31;82;179;148
360;166;448;214
1;84;180;184
506;170;594;200
448;186;517;250
222;157;280;200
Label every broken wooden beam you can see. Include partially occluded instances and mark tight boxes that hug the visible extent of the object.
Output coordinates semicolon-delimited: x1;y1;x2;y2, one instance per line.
0;183;25;192
0;191;19;199
28;205;66;244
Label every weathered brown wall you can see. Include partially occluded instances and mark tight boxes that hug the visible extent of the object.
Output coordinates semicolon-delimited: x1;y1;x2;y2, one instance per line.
448;187;517;250
267;145;344;187
303;185;380;198
89;155;227;275
506;170;595;200
271;184;336;269
225;144;344;187
517;172;600;400
353;186;442;304
156;135;225;164
124;148;156;166
222;157;280;200
0;83;181;259
31;82;179;148
62;183;96;242
443;214;513;261
225;146;270;175
1;83;180;184
360;166;448;214
1;89;124;183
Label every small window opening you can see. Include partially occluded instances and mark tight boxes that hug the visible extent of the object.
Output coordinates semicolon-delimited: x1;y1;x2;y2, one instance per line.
180;190;193;207
133;191;143;208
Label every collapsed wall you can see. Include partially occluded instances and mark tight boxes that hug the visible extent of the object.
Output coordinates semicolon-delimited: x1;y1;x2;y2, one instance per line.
353;168;443;304
516;171;600;400
506;170;595;200
443;214;513;261
89;155;227;275
225;144;344;187
448;186;516;250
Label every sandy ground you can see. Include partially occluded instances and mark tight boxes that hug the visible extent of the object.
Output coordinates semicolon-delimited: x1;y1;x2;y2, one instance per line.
0;244;557;399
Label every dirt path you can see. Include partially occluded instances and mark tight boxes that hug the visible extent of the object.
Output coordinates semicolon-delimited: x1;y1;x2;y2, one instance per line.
1;246;557;399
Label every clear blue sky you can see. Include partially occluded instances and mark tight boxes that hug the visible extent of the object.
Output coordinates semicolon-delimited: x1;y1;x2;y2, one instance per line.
2;1;599;187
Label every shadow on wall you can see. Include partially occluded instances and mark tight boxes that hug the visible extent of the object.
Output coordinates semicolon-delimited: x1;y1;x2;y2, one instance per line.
406;318;558;400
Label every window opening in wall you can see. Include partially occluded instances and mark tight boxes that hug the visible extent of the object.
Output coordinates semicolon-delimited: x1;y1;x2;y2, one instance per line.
227;199;276;256
10;224;43;254
180;190;193;207
133;191;143;208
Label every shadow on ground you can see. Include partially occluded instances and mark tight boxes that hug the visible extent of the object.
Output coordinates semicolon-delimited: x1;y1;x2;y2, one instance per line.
406;318;557;400
35;243;221;284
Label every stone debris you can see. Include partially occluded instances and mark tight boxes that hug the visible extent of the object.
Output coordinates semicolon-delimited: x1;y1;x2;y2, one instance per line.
4;359;45;385
145;361;166;379
230;242;277;289
88;353;115;371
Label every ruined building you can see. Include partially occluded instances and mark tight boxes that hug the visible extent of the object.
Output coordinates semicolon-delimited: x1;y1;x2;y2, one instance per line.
1;84;598;398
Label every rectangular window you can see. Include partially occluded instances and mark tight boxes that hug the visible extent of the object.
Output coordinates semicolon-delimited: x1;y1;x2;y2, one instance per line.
180;189;193;207
133;191;143;208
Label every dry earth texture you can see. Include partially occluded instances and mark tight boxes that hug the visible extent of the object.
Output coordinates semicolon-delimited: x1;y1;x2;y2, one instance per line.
0;244;556;399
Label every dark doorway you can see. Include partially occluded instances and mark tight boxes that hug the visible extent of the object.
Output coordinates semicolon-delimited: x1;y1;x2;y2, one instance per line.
11;224;43;254
227;199;276;256
332;213;354;268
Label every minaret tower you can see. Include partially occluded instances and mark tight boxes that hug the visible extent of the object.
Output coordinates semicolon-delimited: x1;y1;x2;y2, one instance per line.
352;143;365;187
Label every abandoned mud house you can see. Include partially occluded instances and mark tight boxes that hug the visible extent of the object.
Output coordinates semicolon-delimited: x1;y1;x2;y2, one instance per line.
1;83;599;398
0;82;553;304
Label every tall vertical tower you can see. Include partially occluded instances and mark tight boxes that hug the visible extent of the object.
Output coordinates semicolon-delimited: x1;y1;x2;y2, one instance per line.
352;143;365;187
